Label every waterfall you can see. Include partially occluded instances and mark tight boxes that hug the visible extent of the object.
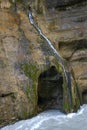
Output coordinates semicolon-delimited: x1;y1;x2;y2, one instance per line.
28;7;82;112
28;7;68;83
28;7;73;108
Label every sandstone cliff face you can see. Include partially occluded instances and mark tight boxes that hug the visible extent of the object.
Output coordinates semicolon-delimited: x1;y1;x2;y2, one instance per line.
33;0;87;96
0;9;36;126
30;0;87;101
41;0;87;8
0;0;65;127
0;0;87;127
0;8;67;127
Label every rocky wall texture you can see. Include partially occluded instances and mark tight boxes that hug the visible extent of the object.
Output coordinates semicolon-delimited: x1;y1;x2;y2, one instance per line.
0;0;87;127
0;0;66;127
44;0;87;8
29;0;87;109
33;0;87;90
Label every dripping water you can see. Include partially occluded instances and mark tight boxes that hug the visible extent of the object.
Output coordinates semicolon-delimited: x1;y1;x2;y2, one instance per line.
28;7;73;108
28;7;68;83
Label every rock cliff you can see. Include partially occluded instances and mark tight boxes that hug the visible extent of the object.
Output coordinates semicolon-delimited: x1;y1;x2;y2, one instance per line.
0;0;87;127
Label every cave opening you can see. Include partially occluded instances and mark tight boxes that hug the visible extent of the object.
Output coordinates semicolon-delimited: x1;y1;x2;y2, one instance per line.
38;66;63;112
82;89;87;104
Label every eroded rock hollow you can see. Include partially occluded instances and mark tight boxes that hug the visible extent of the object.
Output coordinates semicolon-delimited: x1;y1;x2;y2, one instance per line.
0;0;87;127
38;66;63;111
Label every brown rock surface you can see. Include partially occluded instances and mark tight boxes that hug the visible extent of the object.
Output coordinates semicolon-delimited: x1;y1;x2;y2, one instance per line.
30;0;87;109
0;10;32;127
0;0;87;127
35;2;87;95
0;2;66;127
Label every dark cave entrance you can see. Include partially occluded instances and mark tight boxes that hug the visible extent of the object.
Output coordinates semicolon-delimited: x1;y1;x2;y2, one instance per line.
38;66;63;112
82;89;87;104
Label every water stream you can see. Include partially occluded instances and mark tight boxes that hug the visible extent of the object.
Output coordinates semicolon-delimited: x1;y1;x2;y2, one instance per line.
0;7;85;130
0;3;86;130
28;7;68;83
28;7;74;108
28;7;82;110
1;104;87;130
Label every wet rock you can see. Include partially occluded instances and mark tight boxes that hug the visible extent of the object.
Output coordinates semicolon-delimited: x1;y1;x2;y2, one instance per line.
38;66;63;111
36;2;87;102
0;6;66;127
0;0;87;127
